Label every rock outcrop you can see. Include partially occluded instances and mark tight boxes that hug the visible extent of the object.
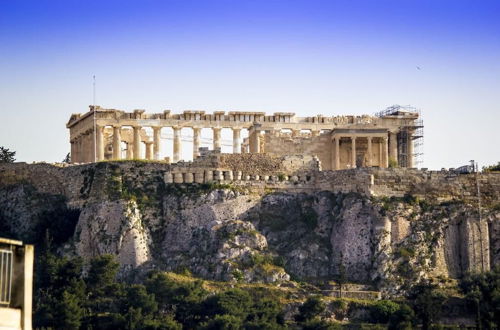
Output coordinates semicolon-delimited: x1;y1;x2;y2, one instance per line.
0;162;498;294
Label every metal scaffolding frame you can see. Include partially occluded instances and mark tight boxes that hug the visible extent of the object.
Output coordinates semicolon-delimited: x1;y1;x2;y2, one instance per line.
375;105;424;168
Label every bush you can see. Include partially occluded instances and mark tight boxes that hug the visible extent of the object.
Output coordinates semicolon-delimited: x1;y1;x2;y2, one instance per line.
369;300;400;323
203;289;252;318
483;162;500;172
459;266;500;329
301;319;342;330
407;280;446;330
0;146;15;163
330;299;349;321
200;314;242;330
388;158;398;168
388;304;415;330
295;296;326;322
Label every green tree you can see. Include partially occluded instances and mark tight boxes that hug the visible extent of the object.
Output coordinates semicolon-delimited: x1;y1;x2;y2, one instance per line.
85;254;125;328
54;290;84;330
124;284;158;315
34;254;86;329
202;289;253;320
119;284;159;329
295;296;326;323
459;266;500;329
301;319;342;330
407;280;446;330
335;252;347;298
87;254;120;291
142;315;182;330
246;297;285;327
145;271;207;326
388;304;415;330
200;314;243;330
370;300;400;324
482;162;500;172
0;146;15;163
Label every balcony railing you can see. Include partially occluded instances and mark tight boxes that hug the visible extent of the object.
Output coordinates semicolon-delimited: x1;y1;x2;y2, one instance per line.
0;248;13;306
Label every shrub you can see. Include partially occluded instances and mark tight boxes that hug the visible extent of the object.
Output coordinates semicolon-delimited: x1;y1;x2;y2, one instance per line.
388;158;398;168
295;296;326;322
483;162;500;172
388;304;415;330
369;300;400;323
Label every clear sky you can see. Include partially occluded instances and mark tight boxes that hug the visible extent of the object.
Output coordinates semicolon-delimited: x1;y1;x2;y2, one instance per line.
1;0;499;169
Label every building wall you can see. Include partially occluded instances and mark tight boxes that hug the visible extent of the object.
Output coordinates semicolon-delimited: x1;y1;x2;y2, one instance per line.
264;134;333;170
263;134;387;170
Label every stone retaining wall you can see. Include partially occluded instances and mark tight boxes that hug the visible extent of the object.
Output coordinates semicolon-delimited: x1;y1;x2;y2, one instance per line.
1;162;499;205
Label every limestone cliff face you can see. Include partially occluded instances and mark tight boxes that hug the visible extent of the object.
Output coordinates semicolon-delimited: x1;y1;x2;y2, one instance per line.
75;200;151;268
0;162;498;294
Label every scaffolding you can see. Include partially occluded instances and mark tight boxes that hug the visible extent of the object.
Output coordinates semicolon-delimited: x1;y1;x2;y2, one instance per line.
375;105;424;168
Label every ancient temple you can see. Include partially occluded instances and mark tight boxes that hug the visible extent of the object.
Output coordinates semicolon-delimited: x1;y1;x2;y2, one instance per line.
66;105;422;170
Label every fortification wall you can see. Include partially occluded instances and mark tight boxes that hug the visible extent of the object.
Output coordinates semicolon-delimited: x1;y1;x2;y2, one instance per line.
219;154;320;175
1;162;499;205
369;168;500;206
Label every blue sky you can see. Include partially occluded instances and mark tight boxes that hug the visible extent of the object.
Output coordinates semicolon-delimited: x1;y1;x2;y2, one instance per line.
1;0;499;168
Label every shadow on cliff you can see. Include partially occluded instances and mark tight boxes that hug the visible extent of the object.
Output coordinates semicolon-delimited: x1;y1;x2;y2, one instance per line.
238;191;378;284
0;182;80;252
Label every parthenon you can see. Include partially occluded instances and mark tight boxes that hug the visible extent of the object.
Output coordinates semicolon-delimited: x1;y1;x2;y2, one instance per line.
66;105;422;170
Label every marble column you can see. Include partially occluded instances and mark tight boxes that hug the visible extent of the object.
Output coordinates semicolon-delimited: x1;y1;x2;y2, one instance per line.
351;136;357;168
112;126;121;160
90;131;96;162
96;125;105;161
367;137;372;167
79;135;85;162
334;137;340;170
407;131;414;168
82;133;89;163
213;127;221;151
249;128;260;153
126;143;133;159
193;127;201;159
291;129;300;137
89;132;95;162
389;131;398;165
173;126;181;162
382;137;389;168
70;140;76;163
153;126;162;160
145;141;153;160
133;126;142;159
232;128;241;154
378;140;383;166
73;138;79;163
76;136;82;163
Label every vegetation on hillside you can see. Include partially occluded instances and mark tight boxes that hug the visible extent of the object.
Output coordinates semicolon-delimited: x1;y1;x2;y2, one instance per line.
483;161;500;172
0;146;16;163
31;246;500;329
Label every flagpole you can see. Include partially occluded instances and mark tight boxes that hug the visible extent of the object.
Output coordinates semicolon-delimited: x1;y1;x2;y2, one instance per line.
93;75;97;162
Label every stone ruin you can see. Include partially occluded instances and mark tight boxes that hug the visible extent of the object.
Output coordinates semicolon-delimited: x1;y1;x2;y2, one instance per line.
67;105;422;170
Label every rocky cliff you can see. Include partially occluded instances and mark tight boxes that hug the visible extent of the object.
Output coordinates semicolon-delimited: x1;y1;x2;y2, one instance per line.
0;161;498;295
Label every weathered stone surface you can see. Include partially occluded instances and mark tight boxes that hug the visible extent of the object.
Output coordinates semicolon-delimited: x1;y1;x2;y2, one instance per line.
75;200;151;267
0;162;498;294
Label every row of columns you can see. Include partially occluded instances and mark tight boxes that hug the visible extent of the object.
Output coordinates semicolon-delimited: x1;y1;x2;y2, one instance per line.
333;136;389;170
100;125;244;162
